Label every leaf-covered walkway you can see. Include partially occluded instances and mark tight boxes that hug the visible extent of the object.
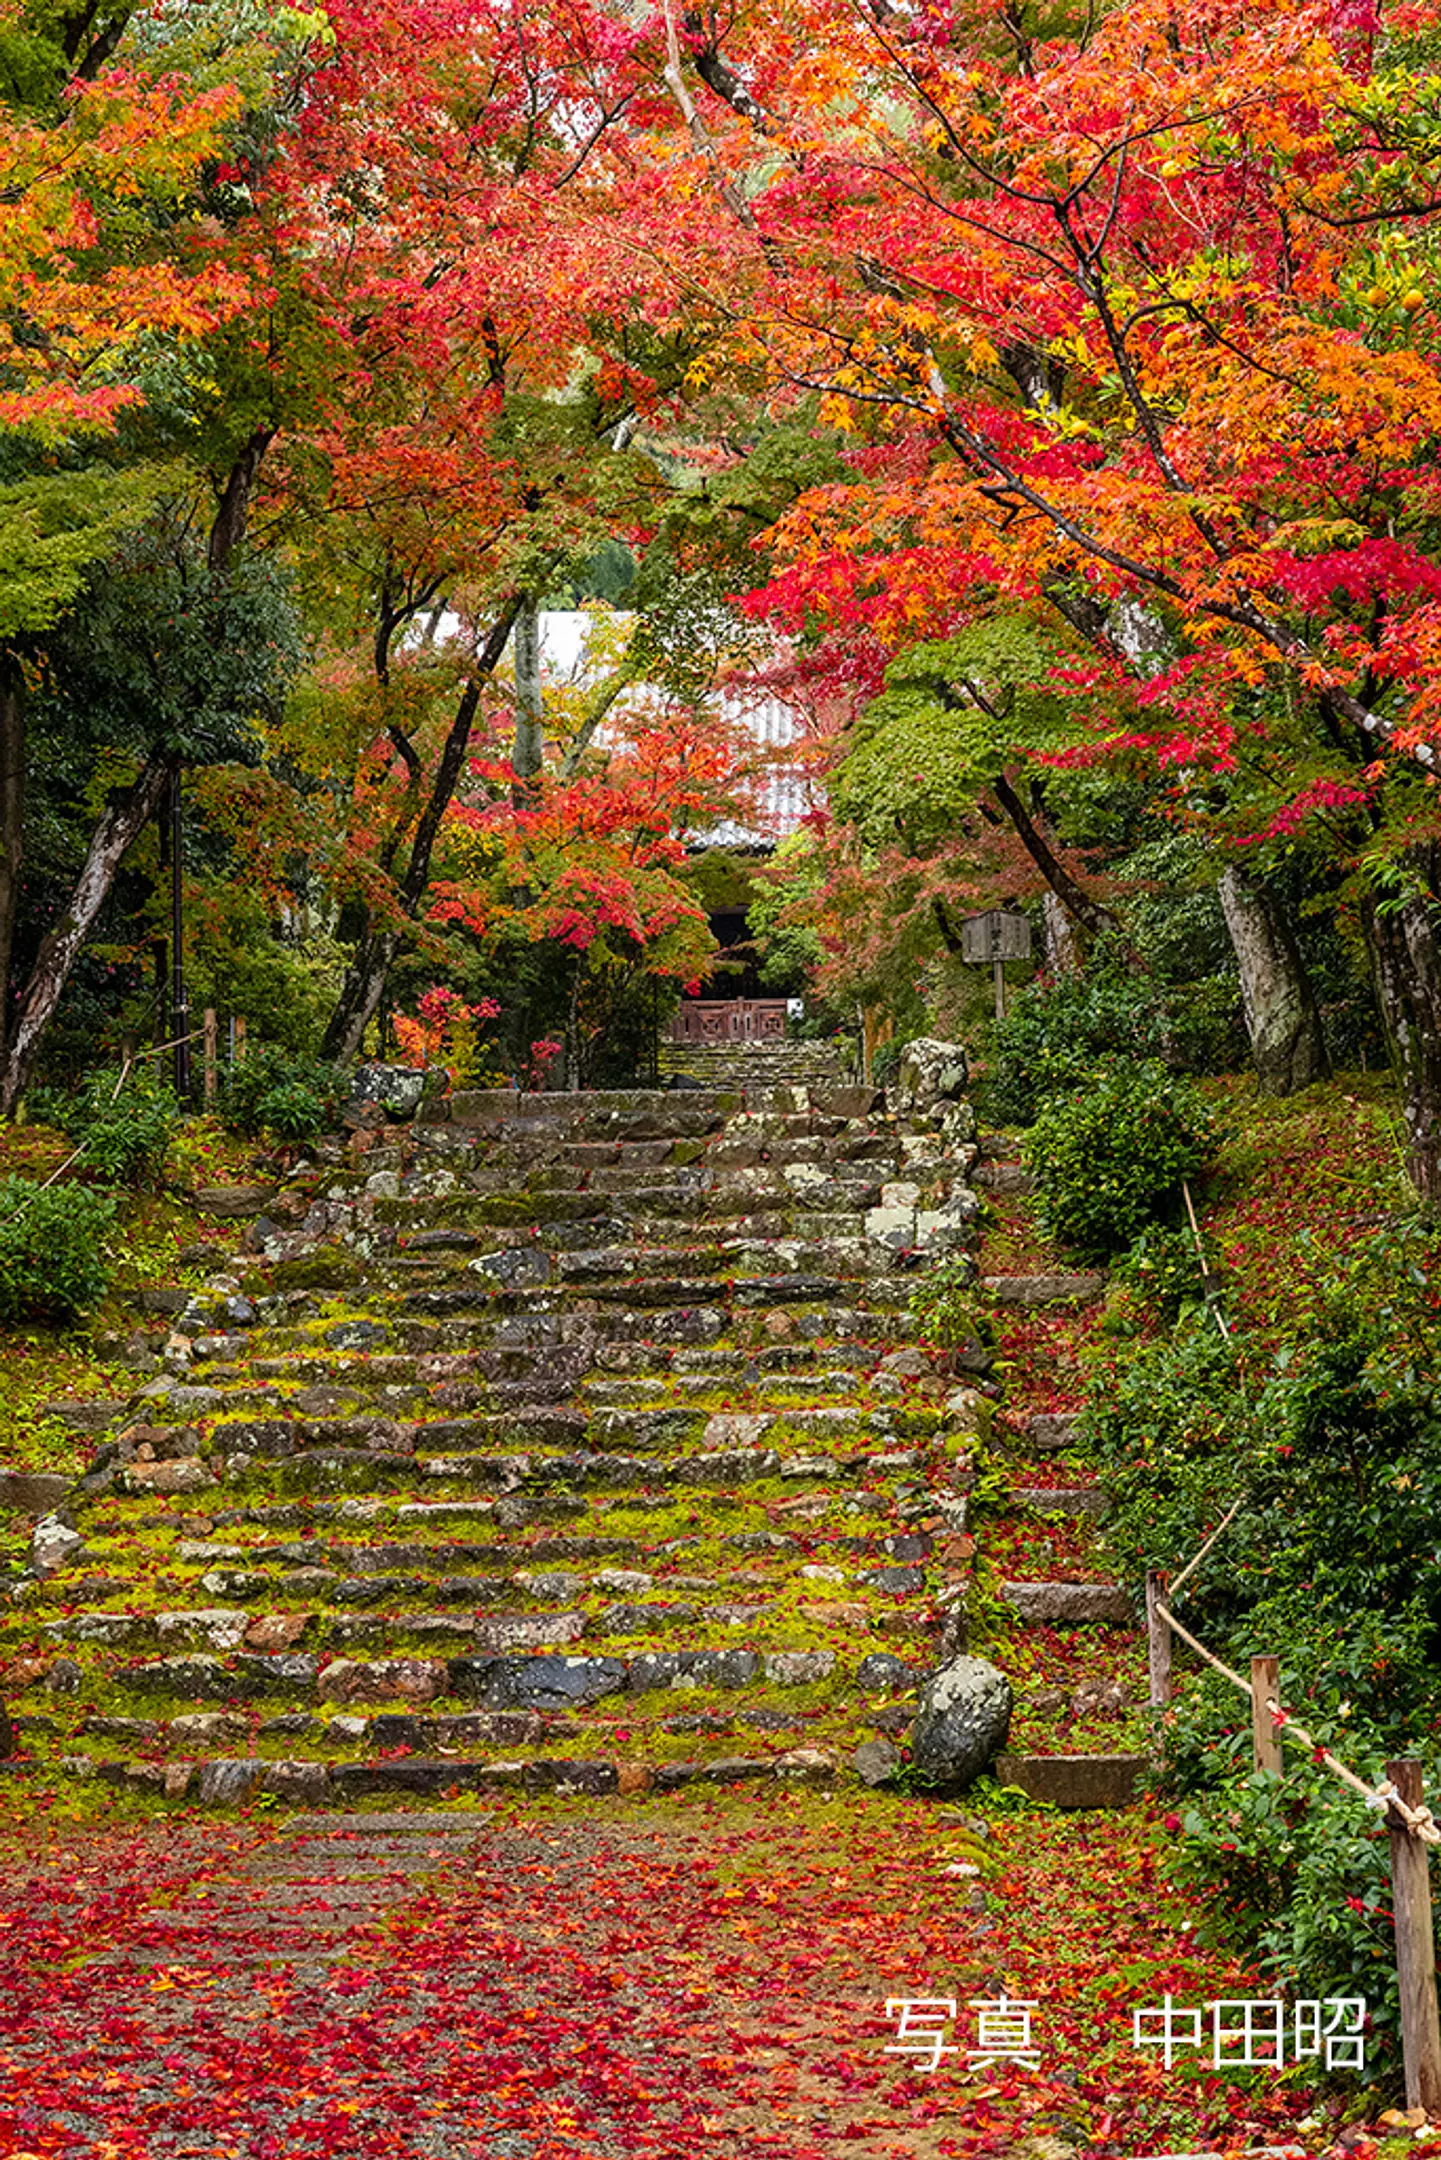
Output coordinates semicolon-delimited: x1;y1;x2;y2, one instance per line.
0;1791;1324;2160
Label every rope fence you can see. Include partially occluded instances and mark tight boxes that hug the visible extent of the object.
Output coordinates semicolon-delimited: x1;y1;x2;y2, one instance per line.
1145;1184;1441;2108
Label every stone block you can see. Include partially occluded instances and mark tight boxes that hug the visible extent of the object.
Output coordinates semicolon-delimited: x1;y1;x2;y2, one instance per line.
451;1653;627;1709
852;1738;902;1786
0;1471;73;1516
195;1185;276;1219
992;1752;1145;1809
773;1747;838;1784
195;1758;265;1806
1000;1581;1132;1625
763;1651;837;1686
865;1205;915;1249
523;1759;619;1796
473;1611;586;1651
122;1459;216;1496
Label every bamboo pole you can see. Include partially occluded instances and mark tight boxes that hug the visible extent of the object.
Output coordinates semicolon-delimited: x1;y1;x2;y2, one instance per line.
203;1009;217;1108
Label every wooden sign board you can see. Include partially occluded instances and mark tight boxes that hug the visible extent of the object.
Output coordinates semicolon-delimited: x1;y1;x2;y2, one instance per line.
959;909;1033;965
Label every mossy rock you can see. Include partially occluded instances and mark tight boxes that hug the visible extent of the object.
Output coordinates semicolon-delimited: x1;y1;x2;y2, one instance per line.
269;1249;364;1292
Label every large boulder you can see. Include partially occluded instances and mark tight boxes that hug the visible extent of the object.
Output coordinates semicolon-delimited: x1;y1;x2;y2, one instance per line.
910;1654;1012;1788
348;1063;430;1121
891;1039;970;1116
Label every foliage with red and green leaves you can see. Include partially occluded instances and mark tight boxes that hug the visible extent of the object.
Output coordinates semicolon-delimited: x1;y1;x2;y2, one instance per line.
0;1791;1389;2156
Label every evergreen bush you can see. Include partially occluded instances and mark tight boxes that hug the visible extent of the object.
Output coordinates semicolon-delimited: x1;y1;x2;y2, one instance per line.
61;1066;179;1188
1023;1059;1214;1257
0;1178;115;1322
219;1047;346;1147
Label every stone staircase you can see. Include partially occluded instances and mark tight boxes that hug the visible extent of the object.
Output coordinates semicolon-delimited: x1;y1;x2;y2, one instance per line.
0;1064;1149;1814
1;1070;997;1806
657;1036;851;1090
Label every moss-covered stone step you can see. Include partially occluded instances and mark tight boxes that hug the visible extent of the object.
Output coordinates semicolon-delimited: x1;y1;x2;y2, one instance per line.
438;1088;744;1133
61;1742;858;1805
1006;1484;1109;1520
34;1637;917;1706
981;1272;1107;1307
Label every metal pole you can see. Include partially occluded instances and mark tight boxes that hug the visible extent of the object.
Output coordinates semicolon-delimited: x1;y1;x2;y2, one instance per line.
171;765;191;1102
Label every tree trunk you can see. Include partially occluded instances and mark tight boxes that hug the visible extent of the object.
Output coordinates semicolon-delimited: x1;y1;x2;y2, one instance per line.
990;772;1126;945
1041;891;1083;974
1218;867;1329;1095
512;598;543;808
1364;864;1441;1202
0;754;171;1112
323;598;524;1064
208;428;275;574
0;657;25;1061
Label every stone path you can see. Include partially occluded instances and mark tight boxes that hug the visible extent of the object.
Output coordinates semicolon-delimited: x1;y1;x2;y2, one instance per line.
0;1804;988;2157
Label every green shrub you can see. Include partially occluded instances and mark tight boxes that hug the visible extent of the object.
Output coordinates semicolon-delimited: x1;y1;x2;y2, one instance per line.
62;1065;179;1187
1109;1221;1226;1324
871;1037;911;1091
982;936;1246;1125
219;1047;346;1146
0;1177;116;1321
983;957;1177;1124
1022;1059;1214;1257
1163;1716;1406;2089
1087;1298;1441;2093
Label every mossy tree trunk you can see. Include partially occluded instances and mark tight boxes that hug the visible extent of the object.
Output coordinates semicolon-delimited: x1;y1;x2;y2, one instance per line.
1218;866;1329;1095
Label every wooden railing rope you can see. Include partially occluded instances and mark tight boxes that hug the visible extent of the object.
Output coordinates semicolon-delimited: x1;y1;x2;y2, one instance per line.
1153;1589;1441;1843
1151;1516;1441;2109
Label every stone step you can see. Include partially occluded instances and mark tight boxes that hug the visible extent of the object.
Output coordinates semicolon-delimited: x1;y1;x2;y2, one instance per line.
214;1439;926;1496
70;1743;855;1805
1026;1412;1084;1451
992;1752;1145;1809
73;1701;843;1759
999;1580;1132;1624
12;1069;990;1810
230;1341;883;1392
42;1592;930;1651
972;1164;1034;1195
55;1635;917;1709
1008;1484;1108;1520
39;1398;130;1432
981;1272;1106;1307
441;1088;743;1132
582;1370;875;1406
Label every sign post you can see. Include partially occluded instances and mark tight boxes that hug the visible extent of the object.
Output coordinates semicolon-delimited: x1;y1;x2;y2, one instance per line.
959;910;1033;1019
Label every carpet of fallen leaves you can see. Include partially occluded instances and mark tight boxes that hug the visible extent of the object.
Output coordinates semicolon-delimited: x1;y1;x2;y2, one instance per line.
0;1787;1367;2160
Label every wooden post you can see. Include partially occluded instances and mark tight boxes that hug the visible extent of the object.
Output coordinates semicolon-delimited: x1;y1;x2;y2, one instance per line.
1250;1655;1282;1775
234;1015;246;1065
1387;1758;1441;2117
203;1009;217;1107
1146;1570;1172;1707
992;952;1006;1020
